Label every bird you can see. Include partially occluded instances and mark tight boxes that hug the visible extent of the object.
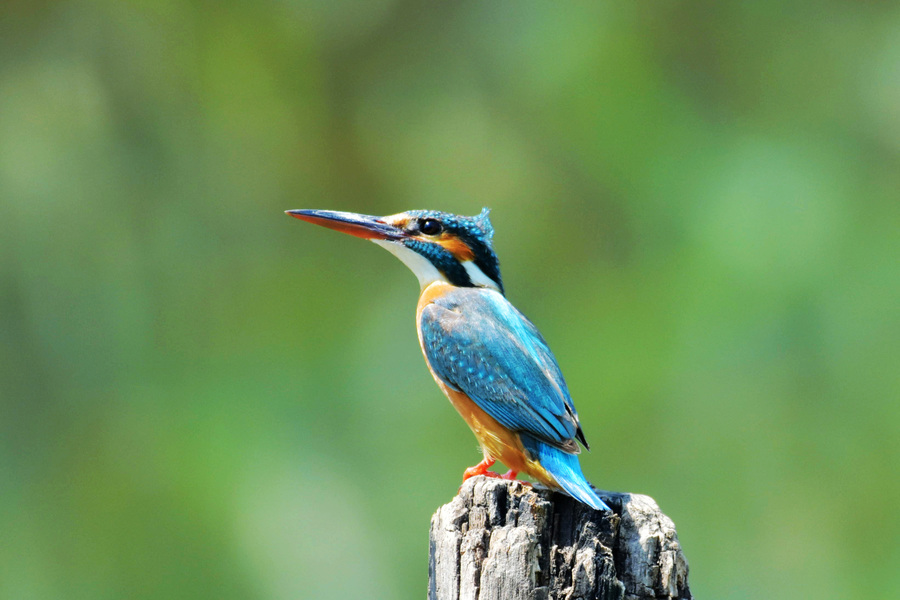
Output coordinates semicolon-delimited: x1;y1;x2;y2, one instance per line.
286;207;610;511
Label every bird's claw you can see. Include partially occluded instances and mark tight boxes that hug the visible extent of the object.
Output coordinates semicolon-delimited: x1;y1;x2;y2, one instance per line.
462;457;496;481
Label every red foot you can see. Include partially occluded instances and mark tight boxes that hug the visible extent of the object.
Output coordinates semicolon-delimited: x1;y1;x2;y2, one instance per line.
462;457;497;482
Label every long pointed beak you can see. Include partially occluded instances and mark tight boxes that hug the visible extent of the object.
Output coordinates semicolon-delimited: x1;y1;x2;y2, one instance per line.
285;209;405;241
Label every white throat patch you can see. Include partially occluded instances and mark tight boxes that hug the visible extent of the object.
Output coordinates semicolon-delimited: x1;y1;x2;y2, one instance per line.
372;240;446;289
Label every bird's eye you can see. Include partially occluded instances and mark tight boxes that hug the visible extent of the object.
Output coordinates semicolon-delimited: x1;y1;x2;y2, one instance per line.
419;218;442;236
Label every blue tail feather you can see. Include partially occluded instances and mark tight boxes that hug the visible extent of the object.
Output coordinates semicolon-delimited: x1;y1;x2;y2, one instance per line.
521;435;610;511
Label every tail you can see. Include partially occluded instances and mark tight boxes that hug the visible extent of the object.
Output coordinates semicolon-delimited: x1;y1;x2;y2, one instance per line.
521;435;611;511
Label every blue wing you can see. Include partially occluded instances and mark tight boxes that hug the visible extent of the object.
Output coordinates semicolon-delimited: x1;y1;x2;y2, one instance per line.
419;287;587;452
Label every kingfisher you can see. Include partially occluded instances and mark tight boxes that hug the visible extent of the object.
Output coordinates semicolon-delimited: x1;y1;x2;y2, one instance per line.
286;207;609;511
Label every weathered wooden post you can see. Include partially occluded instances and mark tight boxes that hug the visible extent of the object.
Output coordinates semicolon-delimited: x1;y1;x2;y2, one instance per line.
429;477;691;600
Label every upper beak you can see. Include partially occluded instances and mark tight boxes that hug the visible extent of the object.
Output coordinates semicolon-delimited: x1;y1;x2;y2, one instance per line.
285;209;406;241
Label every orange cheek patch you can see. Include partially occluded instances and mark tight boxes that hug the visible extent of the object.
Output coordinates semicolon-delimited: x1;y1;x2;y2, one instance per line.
439;236;475;261
382;215;411;229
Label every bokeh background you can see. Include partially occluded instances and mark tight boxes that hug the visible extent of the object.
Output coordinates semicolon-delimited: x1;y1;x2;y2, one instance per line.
2;1;898;599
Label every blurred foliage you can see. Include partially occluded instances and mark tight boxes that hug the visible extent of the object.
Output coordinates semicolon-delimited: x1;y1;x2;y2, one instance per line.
1;1;898;599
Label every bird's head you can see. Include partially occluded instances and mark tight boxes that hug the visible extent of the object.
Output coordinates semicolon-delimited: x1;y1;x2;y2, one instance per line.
286;208;504;294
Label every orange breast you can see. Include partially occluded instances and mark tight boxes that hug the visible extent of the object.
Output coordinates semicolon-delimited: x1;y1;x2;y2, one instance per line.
416;282;554;486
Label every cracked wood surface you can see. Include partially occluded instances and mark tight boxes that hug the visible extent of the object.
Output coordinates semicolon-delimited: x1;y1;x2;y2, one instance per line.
428;477;691;600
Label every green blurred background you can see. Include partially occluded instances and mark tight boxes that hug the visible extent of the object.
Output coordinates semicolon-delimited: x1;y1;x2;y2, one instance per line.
1;1;898;599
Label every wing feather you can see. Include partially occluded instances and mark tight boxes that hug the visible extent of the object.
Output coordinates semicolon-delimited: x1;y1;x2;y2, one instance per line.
420;288;586;452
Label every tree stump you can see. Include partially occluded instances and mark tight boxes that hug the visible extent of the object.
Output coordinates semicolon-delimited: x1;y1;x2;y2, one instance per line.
428;477;691;600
